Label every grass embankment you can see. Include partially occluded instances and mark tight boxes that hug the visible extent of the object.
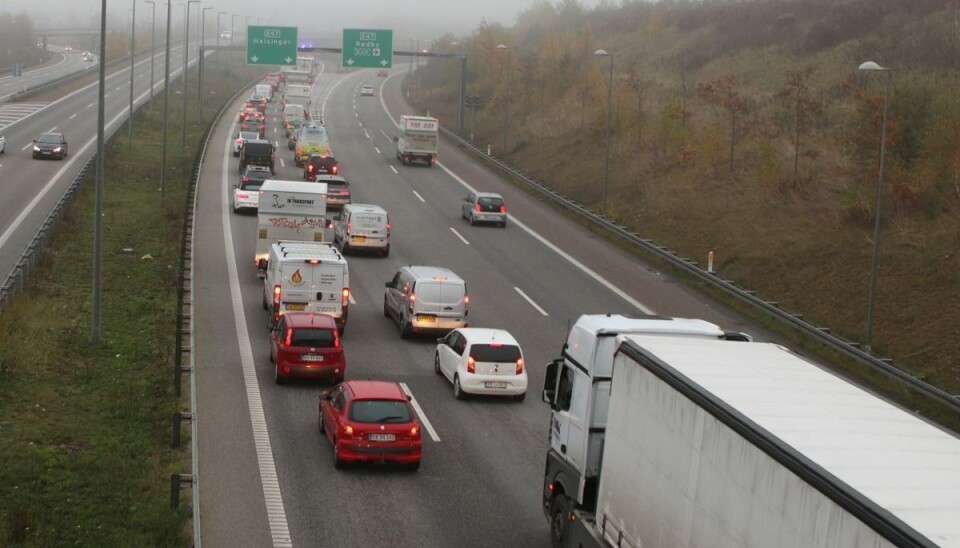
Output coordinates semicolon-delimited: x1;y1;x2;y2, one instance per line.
0;53;264;547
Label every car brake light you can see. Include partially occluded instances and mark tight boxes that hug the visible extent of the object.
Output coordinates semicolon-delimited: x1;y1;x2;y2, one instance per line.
410;425;419;436
242;177;250;183
408;293;415;314
500;204;507;213
334;331;340;348
464;295;470;305
236;192;248;199
342;289;350;306
308;165;314;172
516;357;524;374
345;221;351;236
386;222;391;235
331;165;338;174
489;342;502;347
272;285;281;321
236;139;243;145
343;425;354;436
474;203;482;212
284;328;293;346
467;356;475;373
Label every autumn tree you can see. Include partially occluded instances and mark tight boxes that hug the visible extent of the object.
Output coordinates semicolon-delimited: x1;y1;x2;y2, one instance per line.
696;76;749;172
624;60;654;151
775;65;822;189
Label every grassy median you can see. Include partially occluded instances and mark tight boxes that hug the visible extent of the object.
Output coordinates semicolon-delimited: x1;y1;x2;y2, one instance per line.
0;54;264;547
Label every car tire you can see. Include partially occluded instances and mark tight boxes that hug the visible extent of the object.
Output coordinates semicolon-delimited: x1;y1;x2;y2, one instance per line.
274;365;286;385
333;440;345;469
549;494;573;548
407;460;421;472
468;214;475;226
318;411;325;433
501;219;508;228
399;318;411;339
381;246;389;257
262;290;269;310
434;353;442;375
454;375;467;400
514;392;526;402
233;151;239;157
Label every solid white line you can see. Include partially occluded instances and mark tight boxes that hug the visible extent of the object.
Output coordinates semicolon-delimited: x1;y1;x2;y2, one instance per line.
220;119;293;548
449;227;470;245
20;142;32;151
514;287;549;316
373;146;381;155
86;103;95;108
389;165;398;175
399;382;441;442
69;113;78;120
279;158;285;167
47;126;56;132
348;293;356;305
412;190;425;203
380;128;390;140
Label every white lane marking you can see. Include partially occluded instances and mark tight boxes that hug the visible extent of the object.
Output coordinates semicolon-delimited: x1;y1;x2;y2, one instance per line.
379;128;390;140
115;85;123;91
69;113;78;120
399;383;441;442
449;227;470;245
273;127;277;134
20;142;32;151
348;293;357;305
47;126;57;132
279;158;285;167
86;103;95;108
389;165;398;175
514;287;549;316
220;120;293;548
374;146;381;155
412;190;425;203
364;130;370;139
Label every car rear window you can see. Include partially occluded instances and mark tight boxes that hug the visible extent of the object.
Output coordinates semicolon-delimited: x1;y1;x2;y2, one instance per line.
477;197;503;212
289;328;336;347
244;143;273;155
348;400;411;423
327;182;349;192
470;344;522;363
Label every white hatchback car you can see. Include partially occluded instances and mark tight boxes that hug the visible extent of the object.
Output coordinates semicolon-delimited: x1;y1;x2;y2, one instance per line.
434;328;527;401
461;192;507;227
360;84;375;96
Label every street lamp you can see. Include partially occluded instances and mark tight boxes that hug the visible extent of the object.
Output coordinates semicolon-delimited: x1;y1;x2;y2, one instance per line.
451;41;466;135
199;6;212;119
216;11;226;49
595;49;614;215
127;0;137;144
145;1;157;112
161;0;173;199
857;60;892;353
92;0;109;343
182;0;200;147
496;44;510;155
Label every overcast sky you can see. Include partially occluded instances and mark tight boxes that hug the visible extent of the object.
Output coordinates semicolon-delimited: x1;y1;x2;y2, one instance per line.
0;0;606;43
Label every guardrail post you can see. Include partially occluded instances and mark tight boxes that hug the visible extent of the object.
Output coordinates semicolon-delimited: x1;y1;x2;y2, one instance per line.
172;411;194;448
707;250;715;274
170;473;193;508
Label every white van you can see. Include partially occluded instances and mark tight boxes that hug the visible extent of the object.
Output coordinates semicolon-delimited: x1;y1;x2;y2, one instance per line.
255;84;273;102
263;241;350;333
383;266;468;338
333;204;390;256
255;180;330;275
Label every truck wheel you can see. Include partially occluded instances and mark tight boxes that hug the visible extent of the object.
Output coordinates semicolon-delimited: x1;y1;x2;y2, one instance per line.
549;494;573;548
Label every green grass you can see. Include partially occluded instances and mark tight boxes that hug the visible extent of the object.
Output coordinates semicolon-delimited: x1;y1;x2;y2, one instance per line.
0;55;265;547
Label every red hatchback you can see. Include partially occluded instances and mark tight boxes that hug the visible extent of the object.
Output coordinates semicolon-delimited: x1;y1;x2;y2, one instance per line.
270;313;345;384
319;380;422;470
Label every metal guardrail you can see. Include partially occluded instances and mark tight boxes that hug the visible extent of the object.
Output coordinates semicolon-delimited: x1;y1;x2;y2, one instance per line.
438;127;960;416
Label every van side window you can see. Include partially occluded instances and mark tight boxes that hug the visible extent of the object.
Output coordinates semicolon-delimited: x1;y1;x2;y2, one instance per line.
556;366;573;412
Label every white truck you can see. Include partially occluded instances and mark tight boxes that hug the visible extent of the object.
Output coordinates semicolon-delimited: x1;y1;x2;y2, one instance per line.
284;83;313;116
395;115;439;167
262;241;349;333
541;314;960;548
255;180;330;277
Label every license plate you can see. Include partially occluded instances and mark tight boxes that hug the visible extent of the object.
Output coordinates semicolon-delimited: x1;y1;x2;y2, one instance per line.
42;151;51;155
417;315;436;323
285;303;306;311
350;236;367;243
484;381;508;389
301;354;324;362
368;433;395;442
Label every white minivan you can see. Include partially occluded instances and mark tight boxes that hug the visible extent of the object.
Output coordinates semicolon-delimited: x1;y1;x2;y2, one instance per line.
384;266;468;338
255;84;273;102
333;204;389;256
263;241;350;333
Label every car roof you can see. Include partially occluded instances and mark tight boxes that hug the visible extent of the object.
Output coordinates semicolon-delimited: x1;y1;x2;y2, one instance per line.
343;380;407;401
402;265;464;282
313;175;346;183
454;328;520;346
345;204;385;213
475;192;504;199
244;165;271;173
282;312;337;328
239;131;260;137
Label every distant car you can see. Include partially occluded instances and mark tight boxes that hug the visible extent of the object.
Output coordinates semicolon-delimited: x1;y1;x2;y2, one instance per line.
315;175;351;209
83;55;93;63
377;69;388;77
81;51;90;57
247;96;267;112
233;130;261;157
240;118;265;136
64;46;73;52
434;328;527;401
0;134;5;154
270;312;345;384
304;154;339;180
318;380;422;470
238;106;260;122
32;133;68;160
461;192;507;227
233;166;271;213
360;84;375;97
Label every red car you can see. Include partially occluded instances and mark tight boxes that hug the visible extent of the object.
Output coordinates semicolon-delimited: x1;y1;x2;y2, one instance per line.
238;107;260;122
270;313;346;384
246;97;267;112
319;380;422;470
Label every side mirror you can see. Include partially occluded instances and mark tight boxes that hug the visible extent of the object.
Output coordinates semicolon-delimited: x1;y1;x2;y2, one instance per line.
542;359;561;408
320;389;332;400
384;282;391;288
436;337;445;345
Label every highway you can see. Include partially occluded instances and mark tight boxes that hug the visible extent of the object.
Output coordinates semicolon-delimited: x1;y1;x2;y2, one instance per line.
193;55;758;547
0;41;196;287
0;46;95;103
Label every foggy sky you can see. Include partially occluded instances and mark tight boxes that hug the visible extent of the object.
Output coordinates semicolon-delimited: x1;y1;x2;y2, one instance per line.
0;0;606;44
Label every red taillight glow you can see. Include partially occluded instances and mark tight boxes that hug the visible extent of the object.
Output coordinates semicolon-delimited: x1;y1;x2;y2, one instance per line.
500;204;507;213
236;192;249;199
343;425;354;436
408;293;415;314
308;165;314;172
464;295;470;305
242;177;250;183
467;356;476;373
284;327;293;346
331;165;339;174
272;285;282;320
516;358;524;374
410;426;419;436
474;203;482;212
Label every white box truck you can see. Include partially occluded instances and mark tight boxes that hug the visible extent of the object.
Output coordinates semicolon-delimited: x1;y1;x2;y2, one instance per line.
262;241;349;333
395;115;438;167
542;315;960;548
255;180;330;276
284;83;312;115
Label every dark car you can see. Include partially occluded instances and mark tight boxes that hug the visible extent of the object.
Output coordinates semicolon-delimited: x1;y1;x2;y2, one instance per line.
304;154;339;180
32;133;68;160
238;139;276;175
315;175;351;209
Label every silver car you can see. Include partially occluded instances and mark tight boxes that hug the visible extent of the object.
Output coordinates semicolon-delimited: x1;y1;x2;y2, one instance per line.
462;192;507;227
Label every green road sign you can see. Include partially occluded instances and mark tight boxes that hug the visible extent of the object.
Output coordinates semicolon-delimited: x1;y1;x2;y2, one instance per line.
342;29;393;69
247;26;298;66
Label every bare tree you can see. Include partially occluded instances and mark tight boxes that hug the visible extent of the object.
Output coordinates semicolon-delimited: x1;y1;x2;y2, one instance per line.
697;76;749;172
775;65;822;188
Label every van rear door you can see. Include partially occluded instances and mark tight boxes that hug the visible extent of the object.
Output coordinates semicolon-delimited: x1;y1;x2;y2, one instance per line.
414;281;465;320
279;262;344;318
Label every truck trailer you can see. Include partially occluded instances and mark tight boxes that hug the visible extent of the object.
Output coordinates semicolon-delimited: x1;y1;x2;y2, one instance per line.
542;314;960;548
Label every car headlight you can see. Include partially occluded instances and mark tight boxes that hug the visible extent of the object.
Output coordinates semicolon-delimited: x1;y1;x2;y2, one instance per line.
53;146;62;152
33;145;40;152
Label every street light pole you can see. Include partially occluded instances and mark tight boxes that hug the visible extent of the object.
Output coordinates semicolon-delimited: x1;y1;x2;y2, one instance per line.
216;11;226;50
595;49;613;214
452;41;466;135
182;0;200;147
199;6;211;120
127;0;136;144
92;0;109;343
496;44;509;155
858;61;892;353
161;0;172;200
145;1;156;112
